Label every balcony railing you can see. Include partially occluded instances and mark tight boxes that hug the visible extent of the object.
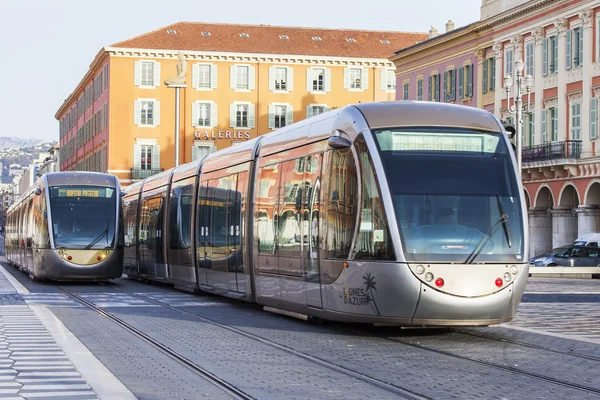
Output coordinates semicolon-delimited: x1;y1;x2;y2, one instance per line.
131;168;164;180
522;140;582;163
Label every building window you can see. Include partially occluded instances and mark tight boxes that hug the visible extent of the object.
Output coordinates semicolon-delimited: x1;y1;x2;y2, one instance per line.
192;143;216;161
444;69;456;101
542;106;558;142
269;66;291;91
198;64;211;88
193;102;215;127
458;65;473;99
543;35;558;75
236;104;248;127
567;27;583;68
229;103;255;129
312;68;325;92
230;65;255;91
571;102;581;140
140;145;153;170
345;67;365;90
591;98;598;140
403;82;409;100
525;42;534;77
428;73;440;101
269;104;293;129
307;104;329;118
417;78;423;100
134;61;159;87
237;66;248;89
526;112;535;146
193;63;217;90
134;99;160;126
504;48;513;78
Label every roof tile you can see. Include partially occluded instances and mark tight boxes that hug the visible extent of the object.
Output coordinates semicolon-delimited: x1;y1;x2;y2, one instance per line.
111;21;428;59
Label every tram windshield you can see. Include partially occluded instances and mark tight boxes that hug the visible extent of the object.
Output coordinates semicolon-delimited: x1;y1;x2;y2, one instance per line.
373;127;524;263
48;185;117;250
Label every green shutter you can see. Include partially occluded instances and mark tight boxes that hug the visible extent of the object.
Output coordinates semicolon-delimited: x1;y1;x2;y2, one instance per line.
591;98;598;140
483;61;488;94
566;30;572;70
543;38;548;76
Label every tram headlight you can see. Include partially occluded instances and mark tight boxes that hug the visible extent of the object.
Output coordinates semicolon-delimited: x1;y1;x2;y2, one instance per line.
503;272;512;282
424;272;434;282
415;265;425;275
510;265;518;275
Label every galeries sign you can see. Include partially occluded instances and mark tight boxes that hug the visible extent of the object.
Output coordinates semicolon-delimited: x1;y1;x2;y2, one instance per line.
194;130;251;140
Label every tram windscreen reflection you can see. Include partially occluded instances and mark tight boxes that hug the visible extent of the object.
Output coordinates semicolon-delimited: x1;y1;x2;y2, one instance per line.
49;185;117;250
373;128;524;263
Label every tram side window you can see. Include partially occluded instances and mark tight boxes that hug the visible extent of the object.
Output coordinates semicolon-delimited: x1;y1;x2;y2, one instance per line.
33;190;49;249
169;183;193;250
353;136;395;261
123;199;138;247
326;150;358;259
257;164;279;253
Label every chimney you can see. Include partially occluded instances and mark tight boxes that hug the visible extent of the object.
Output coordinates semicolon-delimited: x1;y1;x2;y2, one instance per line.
445;20;455;33
429;26;438;39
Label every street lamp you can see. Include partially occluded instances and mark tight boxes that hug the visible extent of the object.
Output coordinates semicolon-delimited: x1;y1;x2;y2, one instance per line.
504;58;534;172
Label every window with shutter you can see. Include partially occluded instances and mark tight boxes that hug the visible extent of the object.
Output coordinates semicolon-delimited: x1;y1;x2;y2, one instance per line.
141;61;154;87
274;67;287;91
348;68;362;89
141;101;154;125
387;70;396;90
571;103;581;140
312;68;325;92
236;66;249;90
197;64;211;89
274;105;287;128
591;98;598;140
234;103;249;128
417;79;423;100
195;102;212;127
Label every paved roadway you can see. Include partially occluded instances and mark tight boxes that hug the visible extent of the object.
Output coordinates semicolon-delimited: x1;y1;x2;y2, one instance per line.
2;236;600;399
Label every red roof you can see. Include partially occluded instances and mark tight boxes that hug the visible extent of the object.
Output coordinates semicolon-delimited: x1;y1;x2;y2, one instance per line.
111;21;428;59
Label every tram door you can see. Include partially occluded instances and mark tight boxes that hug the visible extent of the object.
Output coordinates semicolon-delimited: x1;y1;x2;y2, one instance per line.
227;172;246;294
303;154;323;308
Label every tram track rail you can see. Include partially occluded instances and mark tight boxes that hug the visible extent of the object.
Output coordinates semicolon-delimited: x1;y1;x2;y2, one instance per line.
349;326;600;397
58;288;255;400
105;282;600;398
88;283;429;400
69;280;600;399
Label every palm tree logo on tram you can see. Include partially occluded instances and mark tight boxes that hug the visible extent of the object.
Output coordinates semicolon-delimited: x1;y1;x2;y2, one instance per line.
363;273;381;316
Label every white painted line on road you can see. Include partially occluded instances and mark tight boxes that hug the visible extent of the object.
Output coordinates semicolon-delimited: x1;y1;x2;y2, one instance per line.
29;304;137;400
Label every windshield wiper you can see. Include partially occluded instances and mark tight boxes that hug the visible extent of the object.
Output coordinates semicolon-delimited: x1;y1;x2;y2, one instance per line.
84;222;109;250
464;194;511;264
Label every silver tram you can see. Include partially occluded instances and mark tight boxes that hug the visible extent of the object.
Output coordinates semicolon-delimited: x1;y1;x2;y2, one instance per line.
4;172;124;281
123;101;528;326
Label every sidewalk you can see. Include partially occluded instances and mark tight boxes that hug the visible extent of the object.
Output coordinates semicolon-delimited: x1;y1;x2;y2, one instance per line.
0;257;136;400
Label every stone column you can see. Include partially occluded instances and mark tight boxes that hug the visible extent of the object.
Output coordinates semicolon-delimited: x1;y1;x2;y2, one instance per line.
529;207;552;258
576;205;600;237
532;27;544;146
555;18;568;142
551;205;578;248
493;41;503;117
580;8;593;157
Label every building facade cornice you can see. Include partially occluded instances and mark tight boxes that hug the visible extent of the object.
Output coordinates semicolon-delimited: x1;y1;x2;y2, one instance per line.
105;47;395;68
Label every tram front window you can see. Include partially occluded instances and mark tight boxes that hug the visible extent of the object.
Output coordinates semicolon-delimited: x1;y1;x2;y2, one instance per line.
49;186;117;250
373;128;524;263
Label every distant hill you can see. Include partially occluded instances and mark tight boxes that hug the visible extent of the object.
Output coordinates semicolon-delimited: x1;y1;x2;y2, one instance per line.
0;137;45;150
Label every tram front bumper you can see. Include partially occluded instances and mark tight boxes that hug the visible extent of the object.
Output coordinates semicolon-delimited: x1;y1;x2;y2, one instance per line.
410;282;516;326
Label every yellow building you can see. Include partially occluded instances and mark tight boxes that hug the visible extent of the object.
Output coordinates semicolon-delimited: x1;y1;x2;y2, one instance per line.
55;22;427;184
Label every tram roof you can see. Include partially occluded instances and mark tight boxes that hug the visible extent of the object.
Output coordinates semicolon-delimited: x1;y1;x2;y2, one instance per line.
45;172;119;187
354;101;503;132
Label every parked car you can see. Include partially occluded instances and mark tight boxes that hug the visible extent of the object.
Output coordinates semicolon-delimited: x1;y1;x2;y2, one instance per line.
573;233;600;247
530;245;600;267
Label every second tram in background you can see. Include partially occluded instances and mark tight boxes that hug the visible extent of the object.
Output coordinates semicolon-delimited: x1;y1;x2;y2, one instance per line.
4;172;123;281
123;101;528;326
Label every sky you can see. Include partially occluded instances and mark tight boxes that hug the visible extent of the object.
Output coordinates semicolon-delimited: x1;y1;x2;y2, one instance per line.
0;0;481;141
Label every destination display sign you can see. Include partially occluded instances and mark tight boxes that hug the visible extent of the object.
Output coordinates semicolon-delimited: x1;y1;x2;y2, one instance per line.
56;187;110;198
